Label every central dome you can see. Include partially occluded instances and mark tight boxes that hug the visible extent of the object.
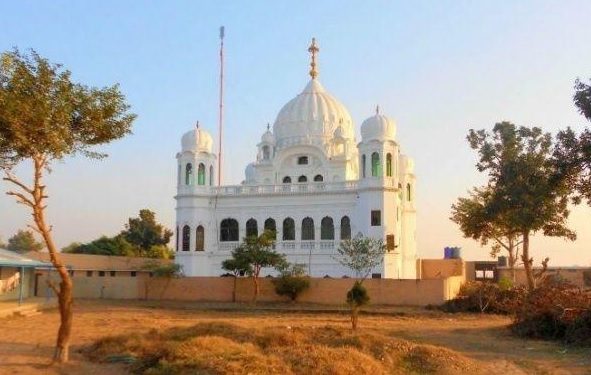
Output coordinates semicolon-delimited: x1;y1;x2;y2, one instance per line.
273;79;354;148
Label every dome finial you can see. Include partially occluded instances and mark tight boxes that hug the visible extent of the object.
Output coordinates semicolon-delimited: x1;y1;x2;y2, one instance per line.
308;38;319;79
375;105;380;115
195;120;199;129
266;122;270;131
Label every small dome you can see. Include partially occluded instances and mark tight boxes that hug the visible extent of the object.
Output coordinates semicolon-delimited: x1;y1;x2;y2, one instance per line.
181;126;213;153
261;129;275;144
273;79;354;146
360;109;396;142
333;125;345;139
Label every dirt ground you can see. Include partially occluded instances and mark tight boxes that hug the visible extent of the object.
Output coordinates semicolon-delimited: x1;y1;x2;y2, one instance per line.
0;299;589;375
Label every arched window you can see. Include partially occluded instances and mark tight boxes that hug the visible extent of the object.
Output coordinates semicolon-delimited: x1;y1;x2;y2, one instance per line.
197;163;206;185
177;164;181;186
298;175;307;183
301;217;314;240
175;226;179;251
371;152;381;177
195;226;204;251
264;218;276;239
182;225;190;251
283;176;291;184
386;153;392;177
340;216;351;240
320;217;334;240
220;218;239;242
209;165;214;186
262;145;270;160
246;218;258;238
407;183;412;202
297;156;308;165
314;174;323;182
362;154;366;178
185;163;193;185
283;218;295;240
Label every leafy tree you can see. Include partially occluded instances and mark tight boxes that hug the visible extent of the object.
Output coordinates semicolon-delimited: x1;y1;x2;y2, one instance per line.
221;230;286;303
574;78;591;121
5;229;44;252
0;49;135;362
555;127;591;206
335;234;385;330
465;122;575;290
121;209;173;257
0;236;6;249
272;263;310;302
62;235;137;256
451;187;522;281
335;234;386;279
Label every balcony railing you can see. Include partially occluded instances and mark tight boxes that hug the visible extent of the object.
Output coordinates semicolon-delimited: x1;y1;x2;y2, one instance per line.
177;177;398;197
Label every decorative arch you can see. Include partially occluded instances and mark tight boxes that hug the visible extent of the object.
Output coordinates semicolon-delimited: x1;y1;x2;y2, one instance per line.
283;176;292;184
195;225;204;251
340;216;351;240
264;218;276;239
283;218;295;241
262;145;271;160
197;163;206;185
320;216;334;240
246;218;258;238
220;218;239;242
209;165;214;186
314;174;323;182
407;183;412;202
301;217;314;241
386;153;392;177
175;225;179;251
182;225;190;251
371;152;381;177
298;175;307;183
185;163;193;185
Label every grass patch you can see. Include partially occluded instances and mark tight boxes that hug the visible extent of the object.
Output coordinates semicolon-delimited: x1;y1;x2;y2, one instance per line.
85;322;486;374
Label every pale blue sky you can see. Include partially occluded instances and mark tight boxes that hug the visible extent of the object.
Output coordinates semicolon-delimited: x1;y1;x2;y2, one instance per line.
1;1;590;265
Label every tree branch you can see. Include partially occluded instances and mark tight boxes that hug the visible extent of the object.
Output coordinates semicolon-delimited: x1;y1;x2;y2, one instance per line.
46;279;59;296
3;172;33;194
6;191;35;208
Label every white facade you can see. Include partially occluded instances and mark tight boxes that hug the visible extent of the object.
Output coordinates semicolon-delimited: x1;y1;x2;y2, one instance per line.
175;46;417;279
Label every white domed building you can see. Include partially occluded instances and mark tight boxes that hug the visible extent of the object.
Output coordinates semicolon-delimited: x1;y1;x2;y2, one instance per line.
175;40;417;278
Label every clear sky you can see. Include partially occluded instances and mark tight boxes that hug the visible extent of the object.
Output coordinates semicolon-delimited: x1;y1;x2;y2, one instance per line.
1;1;590;266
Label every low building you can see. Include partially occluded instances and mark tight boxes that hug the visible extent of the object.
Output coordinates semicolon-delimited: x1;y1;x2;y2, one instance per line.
0;248;51;304
24;252;172;298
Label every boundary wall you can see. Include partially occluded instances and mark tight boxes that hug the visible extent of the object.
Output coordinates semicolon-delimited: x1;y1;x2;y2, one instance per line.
37;274;465;306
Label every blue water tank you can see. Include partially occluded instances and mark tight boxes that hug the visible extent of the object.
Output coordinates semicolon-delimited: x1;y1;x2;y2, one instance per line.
451;247;462;259
444;247;452;259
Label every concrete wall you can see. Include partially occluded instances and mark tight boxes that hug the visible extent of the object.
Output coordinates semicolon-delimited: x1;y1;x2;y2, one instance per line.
39;273;465;306
419;259;464;279
498;267;591;289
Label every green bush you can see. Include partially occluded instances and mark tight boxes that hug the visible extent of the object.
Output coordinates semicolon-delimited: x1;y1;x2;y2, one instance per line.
347;281;370;308
273;275;310;301
440;281;525;314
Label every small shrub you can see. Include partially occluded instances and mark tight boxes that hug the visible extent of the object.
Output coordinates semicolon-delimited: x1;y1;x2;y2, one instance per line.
440;281;525;314
511;280;591;346
347;281;370;330
273;276;310;302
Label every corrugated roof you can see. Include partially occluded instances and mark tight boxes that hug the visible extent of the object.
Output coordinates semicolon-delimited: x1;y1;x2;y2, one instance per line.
0;248;52;268
23;251;172;271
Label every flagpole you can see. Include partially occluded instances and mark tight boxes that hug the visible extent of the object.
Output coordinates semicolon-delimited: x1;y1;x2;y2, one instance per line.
217;26;225;186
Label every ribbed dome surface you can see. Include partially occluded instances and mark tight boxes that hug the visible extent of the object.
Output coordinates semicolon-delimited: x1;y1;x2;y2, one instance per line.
273;80;354;147
181;127;213;153
360;112;396;142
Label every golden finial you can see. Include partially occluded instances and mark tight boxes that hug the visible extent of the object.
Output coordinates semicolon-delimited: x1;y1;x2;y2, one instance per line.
308;38;319;79
376;105;380;115
195;120;199;128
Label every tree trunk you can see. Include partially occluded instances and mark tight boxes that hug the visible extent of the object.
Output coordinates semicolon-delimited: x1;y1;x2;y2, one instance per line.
252;276;259;304
29;156;73;363
521;231;535;291
507;238;516;283
351;306;359;331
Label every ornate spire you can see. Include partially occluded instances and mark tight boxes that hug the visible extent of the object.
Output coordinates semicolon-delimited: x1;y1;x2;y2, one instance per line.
375;105;380;115
266;122;270;131
195;120;200;128
308;38;319;79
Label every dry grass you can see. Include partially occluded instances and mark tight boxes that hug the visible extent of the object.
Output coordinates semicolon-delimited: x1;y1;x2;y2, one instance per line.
86;321;487;374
